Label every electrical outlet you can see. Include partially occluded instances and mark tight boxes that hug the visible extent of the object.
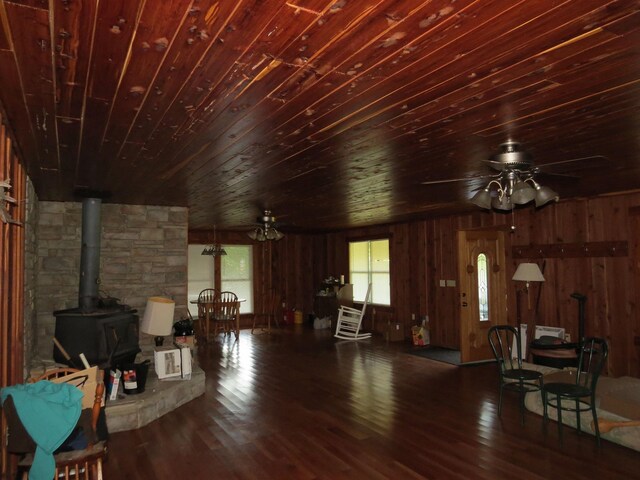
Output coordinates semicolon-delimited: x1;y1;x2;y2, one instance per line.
411;313;416;321
439;279;446;287
446;279;456;287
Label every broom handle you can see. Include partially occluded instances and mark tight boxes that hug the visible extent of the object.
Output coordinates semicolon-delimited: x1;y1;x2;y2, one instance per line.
53;337;80;369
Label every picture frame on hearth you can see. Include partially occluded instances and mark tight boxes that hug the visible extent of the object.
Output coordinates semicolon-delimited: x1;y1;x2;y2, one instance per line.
154;347;182;379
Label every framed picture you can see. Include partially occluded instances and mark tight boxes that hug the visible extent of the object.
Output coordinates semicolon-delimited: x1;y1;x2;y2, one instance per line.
154;347;182;379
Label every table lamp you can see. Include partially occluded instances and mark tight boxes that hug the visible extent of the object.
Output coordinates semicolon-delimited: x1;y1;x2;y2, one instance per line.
140;297;175;346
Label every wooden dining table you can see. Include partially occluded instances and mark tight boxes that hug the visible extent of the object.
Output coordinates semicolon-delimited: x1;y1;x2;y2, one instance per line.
190;298;245;340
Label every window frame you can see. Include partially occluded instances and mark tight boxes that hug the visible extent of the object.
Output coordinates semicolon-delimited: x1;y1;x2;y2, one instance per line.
187;243;254;315
348;237;391;306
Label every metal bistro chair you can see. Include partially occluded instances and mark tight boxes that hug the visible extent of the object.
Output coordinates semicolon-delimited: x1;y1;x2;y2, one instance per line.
197;288;218;341
212;291;240;339
542;337;608;445
488;325;544;424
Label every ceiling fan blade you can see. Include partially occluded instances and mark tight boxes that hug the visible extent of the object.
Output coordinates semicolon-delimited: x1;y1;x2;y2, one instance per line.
538;155;608;170
421;174;495;185
537;171;581;179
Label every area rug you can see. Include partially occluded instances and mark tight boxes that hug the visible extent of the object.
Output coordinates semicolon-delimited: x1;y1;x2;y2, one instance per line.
407;347;496;366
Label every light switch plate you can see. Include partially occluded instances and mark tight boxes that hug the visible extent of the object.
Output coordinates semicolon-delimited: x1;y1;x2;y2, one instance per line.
439;280;446;287
446;280;456;287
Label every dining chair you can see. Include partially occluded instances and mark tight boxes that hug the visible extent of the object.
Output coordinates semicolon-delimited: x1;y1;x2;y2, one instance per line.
542;337;608;445
14;368;107;480
488;325;544;424
212;291;240;339
252;289;280;334
197;288;218;341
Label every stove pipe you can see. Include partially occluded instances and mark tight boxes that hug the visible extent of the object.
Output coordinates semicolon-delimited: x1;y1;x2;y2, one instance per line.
79;197;102;311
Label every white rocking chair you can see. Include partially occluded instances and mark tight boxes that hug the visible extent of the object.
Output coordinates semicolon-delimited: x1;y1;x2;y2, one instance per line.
334;284;372;340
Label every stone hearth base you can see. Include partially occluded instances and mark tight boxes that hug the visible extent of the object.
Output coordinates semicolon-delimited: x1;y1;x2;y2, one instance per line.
105;366;205;433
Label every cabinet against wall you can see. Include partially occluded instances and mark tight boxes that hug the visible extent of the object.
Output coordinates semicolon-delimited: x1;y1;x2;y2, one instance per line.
314;284;353;324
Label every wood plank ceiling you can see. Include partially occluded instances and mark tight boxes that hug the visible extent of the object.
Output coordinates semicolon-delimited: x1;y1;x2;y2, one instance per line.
0;0;638;232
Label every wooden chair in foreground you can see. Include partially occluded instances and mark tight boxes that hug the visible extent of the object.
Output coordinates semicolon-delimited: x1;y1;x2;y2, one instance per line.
334;284;372;340
17;368;107;480
252;290;281;334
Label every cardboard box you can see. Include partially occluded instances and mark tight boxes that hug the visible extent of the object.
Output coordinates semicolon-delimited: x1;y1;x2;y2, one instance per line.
154;345;192;380
177;344;192;379
50;366;101;408
386;322;405;342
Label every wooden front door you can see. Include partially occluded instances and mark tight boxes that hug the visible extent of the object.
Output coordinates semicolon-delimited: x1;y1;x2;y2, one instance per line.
457;229;507;363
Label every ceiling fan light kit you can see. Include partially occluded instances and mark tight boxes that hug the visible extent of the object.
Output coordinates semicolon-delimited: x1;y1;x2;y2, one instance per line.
470;141;559;211
248;210;284;242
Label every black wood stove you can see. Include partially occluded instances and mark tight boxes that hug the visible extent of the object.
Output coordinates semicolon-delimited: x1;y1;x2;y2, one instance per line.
53;197;140;369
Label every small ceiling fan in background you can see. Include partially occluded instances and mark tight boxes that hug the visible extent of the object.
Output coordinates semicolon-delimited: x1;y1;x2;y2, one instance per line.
421;140;607;211
247;209;285;241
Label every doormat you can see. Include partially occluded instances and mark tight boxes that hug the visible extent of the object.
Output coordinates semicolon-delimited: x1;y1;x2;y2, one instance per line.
407;347;496;366
407;346;461;365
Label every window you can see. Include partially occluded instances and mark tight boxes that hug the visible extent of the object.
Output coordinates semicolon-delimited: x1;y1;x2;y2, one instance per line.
221;245;253;314
477;253;489;321
349;239;390;305
187;244;254;315
187;245;214;317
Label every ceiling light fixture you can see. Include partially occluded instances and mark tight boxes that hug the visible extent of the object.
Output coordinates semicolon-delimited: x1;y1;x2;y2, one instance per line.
247;210;284;242
202;225;227;256
470;142;559;211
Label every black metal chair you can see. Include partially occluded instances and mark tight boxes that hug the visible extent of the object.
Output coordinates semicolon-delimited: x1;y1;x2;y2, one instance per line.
542;337;608;445
488;325;544;424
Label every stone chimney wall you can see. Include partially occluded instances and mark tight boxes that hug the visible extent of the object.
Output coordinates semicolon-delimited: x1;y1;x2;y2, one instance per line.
34;201;188;364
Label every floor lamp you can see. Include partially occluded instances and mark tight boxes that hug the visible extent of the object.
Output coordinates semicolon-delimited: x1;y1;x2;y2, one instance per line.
512;263;545;359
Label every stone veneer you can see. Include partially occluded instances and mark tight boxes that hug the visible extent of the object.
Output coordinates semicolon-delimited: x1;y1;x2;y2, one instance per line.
34;201;188;364
106;366;206;433
22;178;39;379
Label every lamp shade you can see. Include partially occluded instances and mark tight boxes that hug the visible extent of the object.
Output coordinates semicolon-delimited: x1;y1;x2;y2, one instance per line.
512;263;545;283
534;185;559;207
470;188;492;209
140;297;175;336
511;181;536;205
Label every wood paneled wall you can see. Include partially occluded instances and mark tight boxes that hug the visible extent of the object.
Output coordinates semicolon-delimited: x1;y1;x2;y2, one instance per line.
318;194;640;378
0;111;26;477
188;230;320;327
191;192;640;378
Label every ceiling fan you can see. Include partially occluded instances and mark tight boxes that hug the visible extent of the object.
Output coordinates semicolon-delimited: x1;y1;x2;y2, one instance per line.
247;209;284;241
421;141;606;211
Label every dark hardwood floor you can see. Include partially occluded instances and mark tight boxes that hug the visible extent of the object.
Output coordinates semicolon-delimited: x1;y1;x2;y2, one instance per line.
104;328;640;479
